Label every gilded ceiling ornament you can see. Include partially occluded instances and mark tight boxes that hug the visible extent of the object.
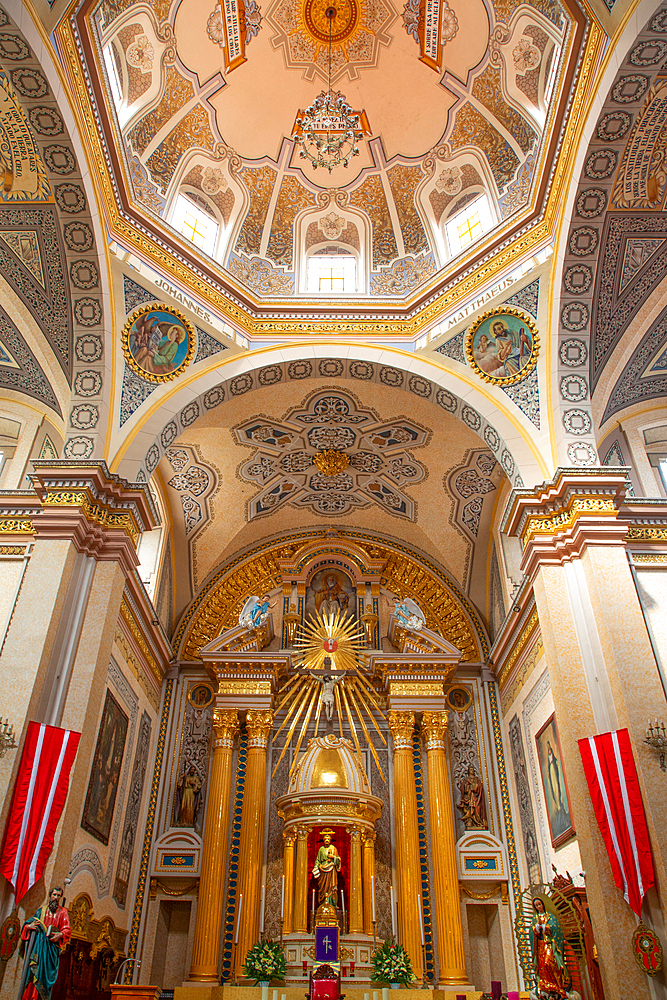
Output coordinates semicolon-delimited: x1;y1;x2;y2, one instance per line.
313;448;350;476
465;307;539;386
235;390;427;519
268;0;394;84
126;35;154;73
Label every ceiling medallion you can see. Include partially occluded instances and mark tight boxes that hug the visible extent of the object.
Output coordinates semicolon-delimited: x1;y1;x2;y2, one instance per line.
292;6;365;171
464;307;540;386
313;449;350;476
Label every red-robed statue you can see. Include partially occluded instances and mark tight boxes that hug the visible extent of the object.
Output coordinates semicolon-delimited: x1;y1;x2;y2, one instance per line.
19;886;71;1000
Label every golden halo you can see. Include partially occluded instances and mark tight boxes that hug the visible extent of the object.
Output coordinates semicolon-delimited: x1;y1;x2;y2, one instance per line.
465;306;539;386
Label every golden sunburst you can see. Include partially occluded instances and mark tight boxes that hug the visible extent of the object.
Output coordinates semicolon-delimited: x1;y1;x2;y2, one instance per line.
293;609;365;672
271;610;387;781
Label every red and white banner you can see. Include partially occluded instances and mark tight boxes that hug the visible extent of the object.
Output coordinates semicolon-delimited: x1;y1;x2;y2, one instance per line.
578;728;654;916
0;722;80;903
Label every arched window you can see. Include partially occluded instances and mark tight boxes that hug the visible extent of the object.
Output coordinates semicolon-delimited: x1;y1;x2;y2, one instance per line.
171;190;220;258
137;484;167;600
444;192;494;257
306;247;357;293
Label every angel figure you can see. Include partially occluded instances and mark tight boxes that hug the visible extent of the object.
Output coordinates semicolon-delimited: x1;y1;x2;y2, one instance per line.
393;596;426;632
239;593;276;629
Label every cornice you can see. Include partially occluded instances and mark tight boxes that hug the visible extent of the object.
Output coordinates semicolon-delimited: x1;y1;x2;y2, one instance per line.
52;0;600;339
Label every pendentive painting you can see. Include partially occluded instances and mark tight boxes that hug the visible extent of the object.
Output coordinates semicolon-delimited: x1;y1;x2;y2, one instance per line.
535;713;575;848
81;689;129;845
122;304;195;383
465;307;539;385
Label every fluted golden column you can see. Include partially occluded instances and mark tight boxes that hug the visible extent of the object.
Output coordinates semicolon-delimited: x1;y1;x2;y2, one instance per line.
188;709;239;981
388;711;422;978
282;828;296;933
293;825;310;932
362;830;376;936
235;710;273;976
422;712;468;986
348;826;363;933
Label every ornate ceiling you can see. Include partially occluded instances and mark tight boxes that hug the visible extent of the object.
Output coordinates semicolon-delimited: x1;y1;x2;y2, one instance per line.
56;0;588;320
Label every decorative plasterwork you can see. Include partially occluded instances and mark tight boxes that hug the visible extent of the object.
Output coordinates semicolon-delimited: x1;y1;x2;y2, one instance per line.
554;7;667;454
137;356;524;489
58;0;592;317
174;528;487;661
267;0;395;83
235;389;428;520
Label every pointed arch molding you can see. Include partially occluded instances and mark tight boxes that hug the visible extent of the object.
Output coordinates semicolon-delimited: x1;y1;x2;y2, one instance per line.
174;528;488;663
115;346;548;487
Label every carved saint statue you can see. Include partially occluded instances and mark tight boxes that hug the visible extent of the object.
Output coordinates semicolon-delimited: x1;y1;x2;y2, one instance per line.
175;764;202;827
20;886;71;1000
312;829;341;908
457;765;487;829
530;896;572;999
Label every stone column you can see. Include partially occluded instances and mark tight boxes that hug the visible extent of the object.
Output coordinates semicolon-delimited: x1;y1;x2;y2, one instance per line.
388;710;422;978
503;469;667;1000
293;825;310;933
188;709;239;981
236;710;273;975
348;825;363;933
422;712;467;986
362;830;376;936
282;828;297;934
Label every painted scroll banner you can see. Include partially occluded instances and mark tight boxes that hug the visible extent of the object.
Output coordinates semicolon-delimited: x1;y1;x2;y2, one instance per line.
0;72;51;201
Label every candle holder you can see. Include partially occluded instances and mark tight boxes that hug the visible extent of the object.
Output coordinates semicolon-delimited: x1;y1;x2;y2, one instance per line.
645;719;667;770
420;944;428;989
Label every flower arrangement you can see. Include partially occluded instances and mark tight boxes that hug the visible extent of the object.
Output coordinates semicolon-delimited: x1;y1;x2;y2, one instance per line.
243;940;287;984
370;941;415;986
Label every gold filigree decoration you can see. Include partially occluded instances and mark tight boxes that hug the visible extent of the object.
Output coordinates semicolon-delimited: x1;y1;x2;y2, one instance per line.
0;519;34;534
465;306;540;386
495;607;539;690
627;527;667;542
313;449;350;476
43;491;141;544
119;598;163;685
522;497;617;544
387;709;415;748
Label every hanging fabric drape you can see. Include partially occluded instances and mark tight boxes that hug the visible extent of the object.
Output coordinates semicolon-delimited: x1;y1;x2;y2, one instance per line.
578;728;654;916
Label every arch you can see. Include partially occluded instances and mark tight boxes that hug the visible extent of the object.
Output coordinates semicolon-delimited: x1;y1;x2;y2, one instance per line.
547;0;663;467
108;343;550;488
173;526;489;663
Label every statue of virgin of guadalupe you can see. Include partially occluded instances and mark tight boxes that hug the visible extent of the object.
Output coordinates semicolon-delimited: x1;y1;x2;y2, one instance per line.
530;896;572;999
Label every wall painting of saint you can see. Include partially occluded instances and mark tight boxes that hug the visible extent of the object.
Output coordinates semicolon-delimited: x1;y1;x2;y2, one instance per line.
465;306;539;385
81;689;129;845
535;713;575;848
122;304;195;383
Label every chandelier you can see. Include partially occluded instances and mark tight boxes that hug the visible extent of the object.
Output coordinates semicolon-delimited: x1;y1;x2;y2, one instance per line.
292;6;363;171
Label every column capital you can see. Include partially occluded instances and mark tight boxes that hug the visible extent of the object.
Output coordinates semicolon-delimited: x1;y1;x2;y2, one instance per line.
502;467;630;579
388;709;415;749
422;711;449;749
283;827;297;846
346;825;362;840
361;829;376;845
296;825;310;840
212;708;239;748
246;709;273;747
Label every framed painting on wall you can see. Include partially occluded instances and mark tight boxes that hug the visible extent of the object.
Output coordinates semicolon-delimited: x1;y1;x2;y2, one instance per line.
535;713;575;848
81;689;128;845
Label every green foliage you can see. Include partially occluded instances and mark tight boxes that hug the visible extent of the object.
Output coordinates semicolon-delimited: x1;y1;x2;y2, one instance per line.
243;940;287;983
370;941;415;985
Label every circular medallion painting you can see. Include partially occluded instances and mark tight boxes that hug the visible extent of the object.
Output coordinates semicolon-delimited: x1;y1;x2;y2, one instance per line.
122;304;195;383
188;683;214;709
465;307;539;385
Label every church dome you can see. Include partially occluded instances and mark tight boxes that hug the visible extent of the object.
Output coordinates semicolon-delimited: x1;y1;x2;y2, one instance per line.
289;734;371;795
